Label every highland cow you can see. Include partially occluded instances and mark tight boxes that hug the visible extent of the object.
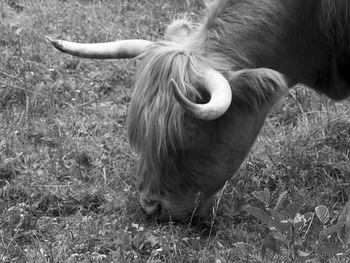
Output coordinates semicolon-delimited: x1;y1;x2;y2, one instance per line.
47;0;350;220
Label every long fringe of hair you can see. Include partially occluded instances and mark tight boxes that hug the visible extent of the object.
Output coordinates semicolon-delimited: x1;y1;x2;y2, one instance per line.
127;42;207;193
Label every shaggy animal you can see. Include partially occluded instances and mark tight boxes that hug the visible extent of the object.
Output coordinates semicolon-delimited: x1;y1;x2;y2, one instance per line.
47;0;350;221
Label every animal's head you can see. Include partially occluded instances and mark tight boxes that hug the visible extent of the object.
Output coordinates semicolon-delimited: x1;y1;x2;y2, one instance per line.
46;19;288;221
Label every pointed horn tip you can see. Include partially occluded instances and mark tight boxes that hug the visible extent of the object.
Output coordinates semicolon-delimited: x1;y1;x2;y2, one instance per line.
45;36;64;50
170;79;177;93
45;36;55;43
170;79;177;88
171;70;232;121
170;78;213;120
170;79;185;102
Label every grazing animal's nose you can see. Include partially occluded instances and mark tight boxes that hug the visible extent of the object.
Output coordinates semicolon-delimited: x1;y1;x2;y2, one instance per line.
140;196;161;216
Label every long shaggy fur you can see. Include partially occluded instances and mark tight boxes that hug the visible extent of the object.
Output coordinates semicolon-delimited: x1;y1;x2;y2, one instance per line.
128;42;204;195
128;0;350;216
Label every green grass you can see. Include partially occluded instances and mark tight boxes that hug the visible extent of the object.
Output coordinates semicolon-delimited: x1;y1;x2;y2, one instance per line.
0;0;350;262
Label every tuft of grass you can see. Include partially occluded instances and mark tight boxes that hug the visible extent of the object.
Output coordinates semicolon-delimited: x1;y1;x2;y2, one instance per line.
0;0;349;262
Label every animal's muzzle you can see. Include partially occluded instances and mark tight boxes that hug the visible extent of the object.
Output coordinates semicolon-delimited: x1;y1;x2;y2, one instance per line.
140;196;162;217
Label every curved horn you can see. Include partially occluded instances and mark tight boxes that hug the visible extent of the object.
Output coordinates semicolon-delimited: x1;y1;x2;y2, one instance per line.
171;68;232;120
45;36;153;59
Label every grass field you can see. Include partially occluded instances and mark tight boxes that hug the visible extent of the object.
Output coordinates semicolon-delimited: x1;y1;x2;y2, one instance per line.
1;0;350;262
